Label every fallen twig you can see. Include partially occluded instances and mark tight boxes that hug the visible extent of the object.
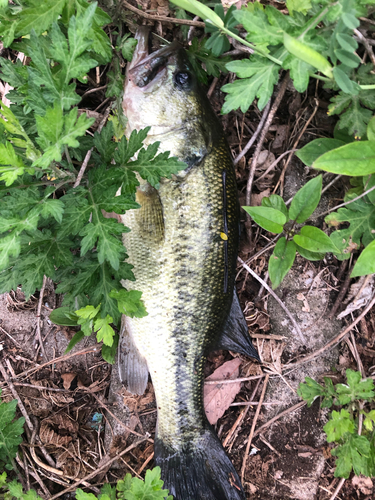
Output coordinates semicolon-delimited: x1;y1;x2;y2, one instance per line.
285;292;375;369
240;374;269;482
49;437;149;500
238;257;306;343
35;275;48;360
122;0;205;27
253;400;306;438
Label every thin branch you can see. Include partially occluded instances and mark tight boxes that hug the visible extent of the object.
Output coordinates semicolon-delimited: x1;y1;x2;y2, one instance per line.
245;73;290;208
238;257;306;343
317;183;375;218
205;374;264;385
49;437;149;500
285;292;375;369
233;100;271;166
240;374;269;482
329;477;346;500
122;0;205;27
36;275;48;360
252;401;306;438
354;28;375;65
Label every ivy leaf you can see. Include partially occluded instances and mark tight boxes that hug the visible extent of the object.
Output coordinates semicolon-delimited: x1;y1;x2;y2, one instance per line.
223;56;279;113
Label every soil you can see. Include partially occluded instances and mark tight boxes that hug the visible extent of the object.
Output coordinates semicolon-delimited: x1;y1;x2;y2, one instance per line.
1;5;375;500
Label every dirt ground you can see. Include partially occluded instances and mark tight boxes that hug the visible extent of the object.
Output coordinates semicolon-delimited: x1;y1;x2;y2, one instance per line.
1;4;375;500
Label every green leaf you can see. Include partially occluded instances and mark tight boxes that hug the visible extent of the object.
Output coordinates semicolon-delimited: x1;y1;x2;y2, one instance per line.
120;34;138;62
0;398;25;468
332;435;371;478
0;141;29;186
314;141;375;175
261;194;289;219
342;12;360;30
170;0;224;27
130;145;187;189
367;116;375;141
243;206;286;233
336;33;358;52
335;49;360;68
49;307;78;326
187;38;229;85
0;232;21;272
293;226;338;253
324;409;355;442
234;5;283;46
75;489;97;500
116;466;172;499
333;66;359;95
223;56;279;113
335;369;375;405
268;237;296;289
297;376;327;407
289;175;322;223
33;105;95;169
101;333;119;364
296;139;345;167
109;289;147;318
94;314;115;346
295;243;325;261
283;32;333;79
351;239;375;277
328;91;374;139
286;0;312;15
363;410;375;432
283;55;313;93
65;331;85;353
75;304;100;335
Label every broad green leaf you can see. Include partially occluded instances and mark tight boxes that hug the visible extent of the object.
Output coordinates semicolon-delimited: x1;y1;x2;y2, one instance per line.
0;142;28;186
328;90;375;139
65;331;85;353
170;0;224;27
351;239;375;277
313;141;375;175
243;206;286;233
335;369;375;405
223;56;279;113
332;66;359;95
335;49;360;68
342;12;360;30
297;376;327;407
336;33;358;52
0;232;20;271
324;409;355;442
120;34;138;61
293;226;338;253
363;410;375;432
283;55;313;93
367;116;375;141
261;194;288;219
0;399;25;468
283;32;333;79
49;307;78;326
295;243;325;261
94;314;115;346
289;175;322;223
332;435;371;478
76;304;100;320
296;139;345;166
268;237;296;289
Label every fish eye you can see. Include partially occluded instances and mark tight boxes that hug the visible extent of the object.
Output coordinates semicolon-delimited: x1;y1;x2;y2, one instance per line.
174;71;192;89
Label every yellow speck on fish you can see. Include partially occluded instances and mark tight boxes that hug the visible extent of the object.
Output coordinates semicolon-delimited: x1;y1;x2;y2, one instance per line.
220;232;228;241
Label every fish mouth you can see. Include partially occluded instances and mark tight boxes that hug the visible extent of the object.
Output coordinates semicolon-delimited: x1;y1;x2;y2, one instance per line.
128;27;181;88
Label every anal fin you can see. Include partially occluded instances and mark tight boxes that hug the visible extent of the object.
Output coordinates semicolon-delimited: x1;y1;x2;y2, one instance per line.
214;288;260;362
118;315;149;395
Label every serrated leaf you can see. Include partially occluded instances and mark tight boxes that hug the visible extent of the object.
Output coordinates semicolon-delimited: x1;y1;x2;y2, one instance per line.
94;314;115;346
289;175;322;223
222;56;279;113
324;409;355;442
293;225;338;253
170;0;224;27
283;54;313;93
0;399;25;468
101;333;119;364
286;0;312;15
335;369;375;404
15;0;67;39
268;237;296;289
243;206;286;233
0;232;20;271
297;376;327;406
109;289;147;318
187;37;229;84
234;6;283;46
0;142;28;186
296;138;345;166
314;141;375;175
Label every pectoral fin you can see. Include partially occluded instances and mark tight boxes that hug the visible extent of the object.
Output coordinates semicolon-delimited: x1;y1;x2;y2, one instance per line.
118;315;149;395
213;289;260;362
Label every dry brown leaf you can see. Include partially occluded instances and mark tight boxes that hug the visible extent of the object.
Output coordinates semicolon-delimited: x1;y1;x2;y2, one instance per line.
352;475;373;495
61;372;77;390
204;358;242;425
251;189;271;207
39;421;73;446
150;0;169;16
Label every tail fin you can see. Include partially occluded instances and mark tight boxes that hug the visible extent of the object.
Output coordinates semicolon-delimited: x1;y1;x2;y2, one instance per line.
155;427;245;500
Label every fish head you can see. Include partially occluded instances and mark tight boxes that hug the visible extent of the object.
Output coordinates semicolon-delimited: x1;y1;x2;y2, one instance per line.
123;27;219;169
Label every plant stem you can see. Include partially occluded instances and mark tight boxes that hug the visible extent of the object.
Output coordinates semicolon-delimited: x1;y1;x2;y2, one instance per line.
220;26;283;65
299;4;335;39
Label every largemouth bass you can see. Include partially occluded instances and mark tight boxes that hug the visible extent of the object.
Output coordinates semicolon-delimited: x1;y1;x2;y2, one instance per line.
119;27;259;500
